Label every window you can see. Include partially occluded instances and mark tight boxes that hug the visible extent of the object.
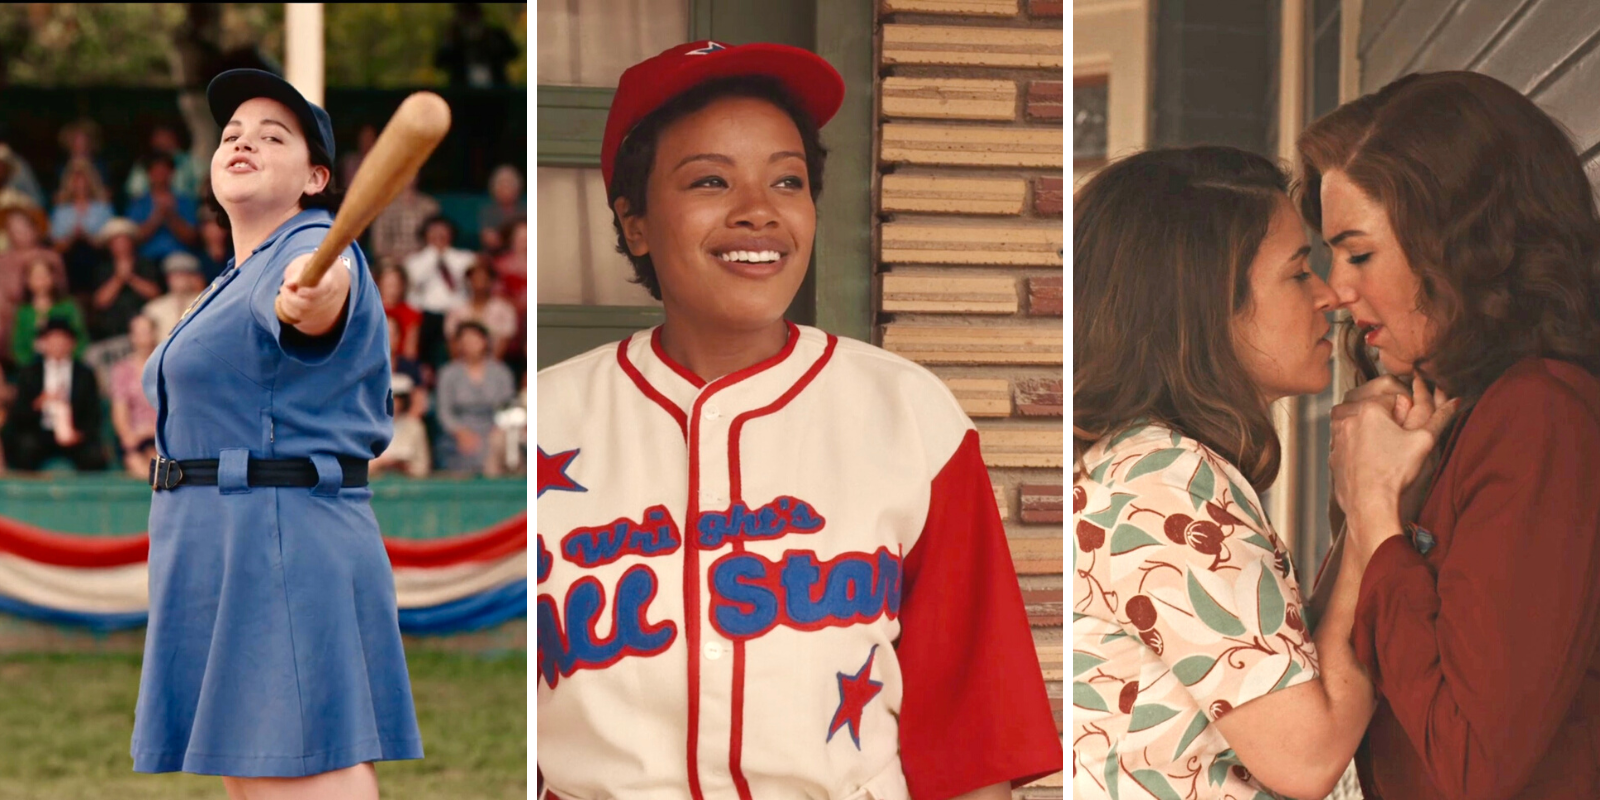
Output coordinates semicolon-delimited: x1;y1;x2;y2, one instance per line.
1292;0;1344;583
1073;74;1109;186
535;0;685;316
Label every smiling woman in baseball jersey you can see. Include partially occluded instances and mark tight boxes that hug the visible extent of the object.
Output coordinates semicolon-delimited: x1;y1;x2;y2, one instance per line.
536;42;1062;799
131;69;421;799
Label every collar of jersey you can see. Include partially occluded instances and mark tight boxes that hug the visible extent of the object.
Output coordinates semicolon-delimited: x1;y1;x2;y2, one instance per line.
222;207;336;272
626;321;822;417
647;321;800;391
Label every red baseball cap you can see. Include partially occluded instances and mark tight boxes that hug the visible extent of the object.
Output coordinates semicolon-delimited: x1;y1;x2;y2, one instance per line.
600;40;845;190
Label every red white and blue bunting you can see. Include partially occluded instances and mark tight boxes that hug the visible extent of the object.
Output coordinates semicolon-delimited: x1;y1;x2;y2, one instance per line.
0;513;528;634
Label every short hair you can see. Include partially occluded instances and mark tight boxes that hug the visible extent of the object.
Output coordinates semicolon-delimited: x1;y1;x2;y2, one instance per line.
465;258;496;282
607;75;829;300
418;213;456;245
454;320;490;341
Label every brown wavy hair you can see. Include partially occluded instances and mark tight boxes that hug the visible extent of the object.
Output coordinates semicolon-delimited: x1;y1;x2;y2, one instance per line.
1074;146;1290;492
1296;71;1600;400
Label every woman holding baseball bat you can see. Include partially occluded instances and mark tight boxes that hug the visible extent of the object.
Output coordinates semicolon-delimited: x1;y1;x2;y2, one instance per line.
130;69;421;799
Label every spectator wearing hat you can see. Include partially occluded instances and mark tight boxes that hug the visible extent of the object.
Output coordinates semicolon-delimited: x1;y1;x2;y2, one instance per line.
0;127;46;210
368;176;440;270
109;314;160;478
126;153;199;264
0;208;68;358
51;156;117;294
11;257;87;368
403;213;473;365
89;218;165;341
369;372;431;478
140;251;206;342
1;316;106;472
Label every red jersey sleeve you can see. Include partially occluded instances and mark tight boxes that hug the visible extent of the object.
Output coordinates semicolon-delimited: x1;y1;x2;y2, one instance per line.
896;429;1063;799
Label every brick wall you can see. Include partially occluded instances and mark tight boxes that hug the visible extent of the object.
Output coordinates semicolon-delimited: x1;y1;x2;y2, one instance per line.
875;1;1064;795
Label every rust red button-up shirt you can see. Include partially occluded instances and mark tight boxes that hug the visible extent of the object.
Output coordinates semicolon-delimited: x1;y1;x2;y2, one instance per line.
1353;358;1600;799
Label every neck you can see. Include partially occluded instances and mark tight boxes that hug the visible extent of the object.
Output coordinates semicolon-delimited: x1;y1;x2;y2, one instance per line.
228;204;302;264
659;314;790;384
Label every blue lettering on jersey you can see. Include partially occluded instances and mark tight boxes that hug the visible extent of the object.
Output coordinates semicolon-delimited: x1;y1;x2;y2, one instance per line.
697;496;826;548
708;547;903;640
537;534;552;583
537;564;678;689
561;505;682;568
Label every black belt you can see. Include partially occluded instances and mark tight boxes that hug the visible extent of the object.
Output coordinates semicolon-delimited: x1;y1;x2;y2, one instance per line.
149;456;369;491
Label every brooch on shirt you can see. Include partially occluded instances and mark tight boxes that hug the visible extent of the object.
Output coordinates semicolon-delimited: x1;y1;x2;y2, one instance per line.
178;280;218;321
1405;522;1435;555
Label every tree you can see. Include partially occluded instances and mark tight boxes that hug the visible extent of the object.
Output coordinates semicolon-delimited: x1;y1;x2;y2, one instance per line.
0;3;526;88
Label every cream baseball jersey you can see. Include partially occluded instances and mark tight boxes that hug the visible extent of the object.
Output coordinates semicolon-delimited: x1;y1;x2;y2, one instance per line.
536;323;1062;800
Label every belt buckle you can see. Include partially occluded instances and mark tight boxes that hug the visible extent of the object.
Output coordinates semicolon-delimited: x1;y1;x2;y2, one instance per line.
151;457;184;491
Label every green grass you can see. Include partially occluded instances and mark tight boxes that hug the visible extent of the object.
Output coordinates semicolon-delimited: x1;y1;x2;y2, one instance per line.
0;650;526;800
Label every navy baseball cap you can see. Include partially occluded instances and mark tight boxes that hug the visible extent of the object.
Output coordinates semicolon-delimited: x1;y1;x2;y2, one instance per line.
206;69;336;163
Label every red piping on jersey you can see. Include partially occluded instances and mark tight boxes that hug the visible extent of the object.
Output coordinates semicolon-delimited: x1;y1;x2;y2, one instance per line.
724;331;837;799
730;624;752;800
682;321;800;800
653;326;709;388
617;336;688;439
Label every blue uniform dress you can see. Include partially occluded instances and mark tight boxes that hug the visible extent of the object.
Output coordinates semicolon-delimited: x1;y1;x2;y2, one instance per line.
131;208;424;777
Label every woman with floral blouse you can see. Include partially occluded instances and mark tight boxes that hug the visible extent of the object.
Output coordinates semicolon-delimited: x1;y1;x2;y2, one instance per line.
1072;145;1450;799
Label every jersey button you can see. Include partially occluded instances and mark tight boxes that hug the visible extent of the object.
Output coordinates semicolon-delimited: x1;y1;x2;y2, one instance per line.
704;642;724;660
703;406;721;420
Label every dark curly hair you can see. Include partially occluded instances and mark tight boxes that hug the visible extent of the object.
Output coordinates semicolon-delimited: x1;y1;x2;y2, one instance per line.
607;75;828;300
1296;70;1600;401
1074;146;1290;492
207;137;344;231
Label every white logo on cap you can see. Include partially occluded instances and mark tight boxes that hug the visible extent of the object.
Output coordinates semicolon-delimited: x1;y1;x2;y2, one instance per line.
687;42;727;55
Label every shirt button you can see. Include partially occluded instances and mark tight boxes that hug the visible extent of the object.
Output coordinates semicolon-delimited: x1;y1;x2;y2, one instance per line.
703;405;721;420
704;642;724;660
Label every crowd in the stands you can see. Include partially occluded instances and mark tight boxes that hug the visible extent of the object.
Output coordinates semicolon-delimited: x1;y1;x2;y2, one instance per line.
0;120;527;479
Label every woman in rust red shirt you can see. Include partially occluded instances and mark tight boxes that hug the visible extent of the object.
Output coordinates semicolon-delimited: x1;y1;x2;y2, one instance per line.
1299;70;1600;799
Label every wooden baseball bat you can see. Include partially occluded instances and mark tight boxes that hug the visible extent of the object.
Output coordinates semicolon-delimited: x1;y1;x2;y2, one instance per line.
277;91;452;321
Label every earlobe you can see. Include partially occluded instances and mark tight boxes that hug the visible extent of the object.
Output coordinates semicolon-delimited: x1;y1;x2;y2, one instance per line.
306;165;331;196
614;198;649;258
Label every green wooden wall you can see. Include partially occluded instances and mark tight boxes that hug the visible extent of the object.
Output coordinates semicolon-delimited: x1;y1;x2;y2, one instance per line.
0;476;526;538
